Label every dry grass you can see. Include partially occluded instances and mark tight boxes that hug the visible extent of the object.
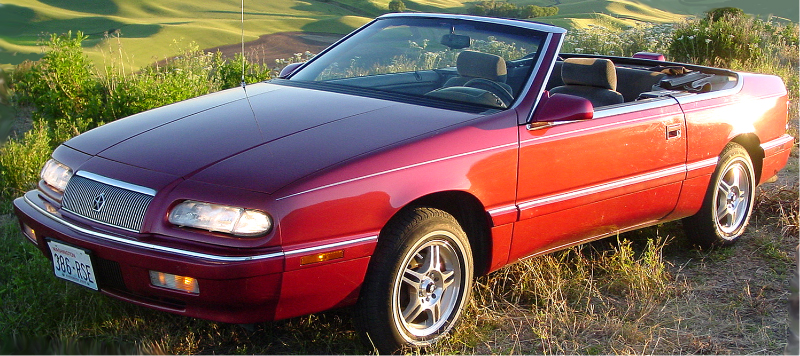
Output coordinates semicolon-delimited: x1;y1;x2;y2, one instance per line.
425;148;799;355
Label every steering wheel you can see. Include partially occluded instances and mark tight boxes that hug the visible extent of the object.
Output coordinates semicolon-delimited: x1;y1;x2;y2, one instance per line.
463;78;514;107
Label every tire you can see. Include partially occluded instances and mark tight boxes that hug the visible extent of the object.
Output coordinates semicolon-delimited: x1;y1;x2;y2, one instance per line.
683;143;756;248
355;207;473;353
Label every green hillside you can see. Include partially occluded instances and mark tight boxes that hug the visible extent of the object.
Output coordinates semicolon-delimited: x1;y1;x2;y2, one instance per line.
0;0;376;70
0;0;796;70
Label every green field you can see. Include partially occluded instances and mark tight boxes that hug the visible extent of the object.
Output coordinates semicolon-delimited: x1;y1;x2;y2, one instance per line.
0;0;797;70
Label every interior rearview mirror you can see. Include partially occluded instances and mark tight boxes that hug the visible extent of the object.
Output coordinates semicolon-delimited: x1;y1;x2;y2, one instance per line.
440;34;470;49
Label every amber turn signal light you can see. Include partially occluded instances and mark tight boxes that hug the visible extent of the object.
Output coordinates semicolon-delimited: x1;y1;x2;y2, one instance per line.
300;250;344;265
22;224;37;244
149;271;199;294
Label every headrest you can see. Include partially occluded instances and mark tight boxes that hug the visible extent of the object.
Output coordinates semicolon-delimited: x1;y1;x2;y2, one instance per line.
561;58;617;90
456;50;507;82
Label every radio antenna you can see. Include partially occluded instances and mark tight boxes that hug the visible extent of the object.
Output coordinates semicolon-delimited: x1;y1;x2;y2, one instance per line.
240;0;246;87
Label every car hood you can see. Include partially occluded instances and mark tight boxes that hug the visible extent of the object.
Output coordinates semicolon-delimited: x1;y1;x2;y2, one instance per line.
64;82;480;194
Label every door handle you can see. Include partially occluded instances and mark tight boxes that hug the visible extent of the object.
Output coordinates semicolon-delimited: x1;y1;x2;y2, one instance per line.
666;124;682;140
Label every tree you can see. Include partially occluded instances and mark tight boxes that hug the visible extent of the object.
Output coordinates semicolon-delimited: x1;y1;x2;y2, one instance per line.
388;0;405;13
468;1;558;19
705;7;746;22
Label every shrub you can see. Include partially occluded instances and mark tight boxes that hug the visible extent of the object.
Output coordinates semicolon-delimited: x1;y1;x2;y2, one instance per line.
213;52;272;90
0;121;51;206
101;42;219;120
14;32;104;134
468;0;558;19
563;21;675;57
12;33;273;140
1;33;273;206
388;0;405;13
668;11;798;67
705;7;746;22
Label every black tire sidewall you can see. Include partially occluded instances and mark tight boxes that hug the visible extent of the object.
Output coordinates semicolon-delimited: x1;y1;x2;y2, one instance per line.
355;207;473;353
684;143;756;247
711;152;755;240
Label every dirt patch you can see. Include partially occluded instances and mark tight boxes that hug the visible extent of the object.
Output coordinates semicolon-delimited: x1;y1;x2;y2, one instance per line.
205;32;342;67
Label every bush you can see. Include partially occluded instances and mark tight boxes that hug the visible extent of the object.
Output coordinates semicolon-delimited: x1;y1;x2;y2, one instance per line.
0;121;51;206
388;0;405;13
705;7;746;22
1;33;273;205
668;11;798;67
468;0;558;19
14;32;103;134
563;21;675;57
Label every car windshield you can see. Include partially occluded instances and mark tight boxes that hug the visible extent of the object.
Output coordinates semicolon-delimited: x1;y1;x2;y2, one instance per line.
288;16;547;110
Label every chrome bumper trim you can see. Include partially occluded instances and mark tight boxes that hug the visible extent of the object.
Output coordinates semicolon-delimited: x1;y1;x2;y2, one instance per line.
284;236;378;256
24;195;282;262
24;194;379;263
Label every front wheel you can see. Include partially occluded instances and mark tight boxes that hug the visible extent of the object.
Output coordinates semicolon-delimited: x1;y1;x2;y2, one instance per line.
355;207;473;353
683;143;756;247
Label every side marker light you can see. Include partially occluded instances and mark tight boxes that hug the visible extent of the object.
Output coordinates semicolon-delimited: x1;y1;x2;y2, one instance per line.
300;250;344;265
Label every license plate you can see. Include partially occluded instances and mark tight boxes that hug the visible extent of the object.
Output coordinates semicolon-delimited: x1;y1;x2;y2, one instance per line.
47;240;98;290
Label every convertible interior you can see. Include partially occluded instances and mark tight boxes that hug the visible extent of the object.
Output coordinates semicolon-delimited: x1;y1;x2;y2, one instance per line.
321;50;738;113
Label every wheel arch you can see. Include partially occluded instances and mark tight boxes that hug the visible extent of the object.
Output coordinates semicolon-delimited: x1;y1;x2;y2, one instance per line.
730;133;764;183
381;191;494;276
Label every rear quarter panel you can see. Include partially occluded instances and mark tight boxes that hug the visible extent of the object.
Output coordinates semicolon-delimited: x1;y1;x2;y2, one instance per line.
669;72;790;218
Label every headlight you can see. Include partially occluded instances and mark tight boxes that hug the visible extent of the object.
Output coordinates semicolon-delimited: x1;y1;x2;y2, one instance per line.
40;159;73;193
168;200;272;237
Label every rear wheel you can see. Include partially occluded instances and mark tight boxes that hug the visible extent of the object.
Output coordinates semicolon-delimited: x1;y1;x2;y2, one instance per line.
683;143;756;247
355;207;473;353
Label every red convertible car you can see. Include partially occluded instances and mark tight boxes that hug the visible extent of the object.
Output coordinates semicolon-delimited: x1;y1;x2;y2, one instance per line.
13;13;793;352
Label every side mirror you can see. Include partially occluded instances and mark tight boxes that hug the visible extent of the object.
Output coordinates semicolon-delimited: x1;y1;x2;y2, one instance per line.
531;92;593;123
278;62;304;79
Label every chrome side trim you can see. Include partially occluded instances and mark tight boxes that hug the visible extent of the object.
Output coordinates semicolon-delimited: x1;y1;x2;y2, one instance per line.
24;195;282;262
761;134;795;151
521;110;682;145
592;97;681;120
283;236;378;256
518;164;685;210
686;157;719;172
487;205;518;215
75;171;157;196
277;142;518;200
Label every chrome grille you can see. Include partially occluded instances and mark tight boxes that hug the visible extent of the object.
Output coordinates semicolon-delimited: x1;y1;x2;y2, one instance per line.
62;172;155;232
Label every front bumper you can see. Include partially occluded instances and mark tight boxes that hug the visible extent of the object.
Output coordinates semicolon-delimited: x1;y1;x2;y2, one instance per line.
13;190;285;324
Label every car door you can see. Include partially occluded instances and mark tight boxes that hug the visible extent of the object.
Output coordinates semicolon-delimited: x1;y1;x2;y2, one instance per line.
509;98;687;262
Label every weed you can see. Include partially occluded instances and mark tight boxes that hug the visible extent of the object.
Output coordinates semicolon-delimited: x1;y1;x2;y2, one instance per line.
755;184;800;238
429;235;677;355
13;32;102;133
563;19;674;56
0;13;796;355
668;13;798;68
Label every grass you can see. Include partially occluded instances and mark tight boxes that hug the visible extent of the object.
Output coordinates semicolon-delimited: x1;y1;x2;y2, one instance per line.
1;0;794;70
0;0;375;70
0;5;797;354
2;202;796;354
